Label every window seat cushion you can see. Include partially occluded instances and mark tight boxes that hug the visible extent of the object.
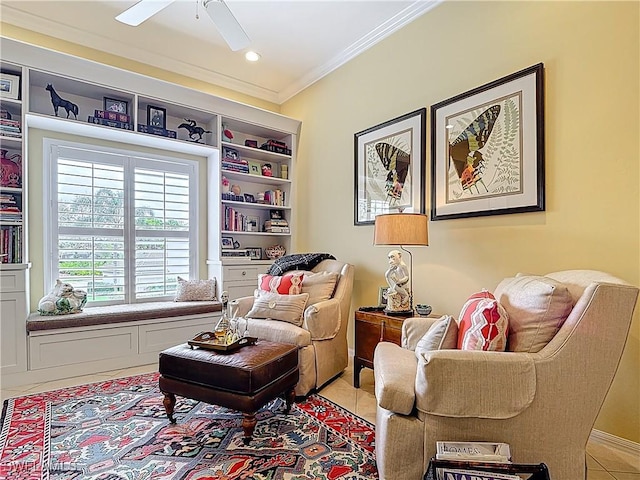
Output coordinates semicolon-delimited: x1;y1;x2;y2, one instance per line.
26;301;222;332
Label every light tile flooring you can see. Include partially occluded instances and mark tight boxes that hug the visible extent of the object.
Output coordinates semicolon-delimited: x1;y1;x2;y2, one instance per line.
2;362;639;480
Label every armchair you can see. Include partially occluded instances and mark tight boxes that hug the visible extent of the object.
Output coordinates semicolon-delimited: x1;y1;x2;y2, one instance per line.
230;259;354;396
373;270;639;480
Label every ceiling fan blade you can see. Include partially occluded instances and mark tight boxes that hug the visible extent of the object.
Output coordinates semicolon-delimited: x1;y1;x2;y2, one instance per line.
203;0;250;51
116;0;175;27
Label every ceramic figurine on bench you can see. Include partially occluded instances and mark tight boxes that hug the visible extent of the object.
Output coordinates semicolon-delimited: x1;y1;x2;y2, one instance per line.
38;279;87;316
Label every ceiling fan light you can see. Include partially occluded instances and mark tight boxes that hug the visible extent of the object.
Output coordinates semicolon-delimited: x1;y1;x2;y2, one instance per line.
245;51;261;62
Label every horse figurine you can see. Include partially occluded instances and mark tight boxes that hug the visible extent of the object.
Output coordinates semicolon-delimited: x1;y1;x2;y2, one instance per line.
178;118;212;143
45;84;79;119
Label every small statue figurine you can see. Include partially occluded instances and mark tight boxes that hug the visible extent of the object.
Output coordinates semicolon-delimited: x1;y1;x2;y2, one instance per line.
38;279;87;316
177;118;212;143
384;250;411;313
45;84;79;119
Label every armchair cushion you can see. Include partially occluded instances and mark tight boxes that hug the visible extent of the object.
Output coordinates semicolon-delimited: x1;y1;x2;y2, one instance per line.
415;349;536;418
374;342;418;415
414;315;458;357
258;272;303;295
302;298;342;340
494;275;573;353
246;291;309;326
457;290;509;351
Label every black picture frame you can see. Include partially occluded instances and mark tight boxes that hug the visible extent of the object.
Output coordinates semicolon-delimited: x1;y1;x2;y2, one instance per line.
247;247;262;260
430;63;545;221
354;108;426;225
147;105;167;129
221;235;234;249
270;209;284;220
244;193;256;203
103;97;128;115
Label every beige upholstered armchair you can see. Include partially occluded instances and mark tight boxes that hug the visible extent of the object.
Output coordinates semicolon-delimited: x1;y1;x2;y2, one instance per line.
373;270;639;480
230;259;354;396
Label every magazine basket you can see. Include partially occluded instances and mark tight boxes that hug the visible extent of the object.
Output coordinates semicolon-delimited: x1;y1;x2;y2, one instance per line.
425;459;551;480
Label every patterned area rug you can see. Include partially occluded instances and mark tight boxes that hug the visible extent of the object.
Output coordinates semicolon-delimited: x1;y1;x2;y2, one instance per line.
0;373;377;479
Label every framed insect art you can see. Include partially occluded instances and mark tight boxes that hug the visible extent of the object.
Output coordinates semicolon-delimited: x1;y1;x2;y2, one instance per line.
431;63;545;221
354;108;426;225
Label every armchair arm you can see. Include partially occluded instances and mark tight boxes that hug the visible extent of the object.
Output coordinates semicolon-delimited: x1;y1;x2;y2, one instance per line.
415;349;536;418
402;316;442;350
229;296;254;318
373;342;418;415
302;298;341;340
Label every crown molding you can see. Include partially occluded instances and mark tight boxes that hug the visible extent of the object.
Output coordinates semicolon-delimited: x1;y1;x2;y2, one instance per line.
277;0;443;103
0;6;280;104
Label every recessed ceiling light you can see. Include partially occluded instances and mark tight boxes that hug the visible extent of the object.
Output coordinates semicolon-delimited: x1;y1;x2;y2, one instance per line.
245;51;261;62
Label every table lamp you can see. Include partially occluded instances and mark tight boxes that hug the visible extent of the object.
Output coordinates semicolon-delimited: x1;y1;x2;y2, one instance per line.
373;213;428;314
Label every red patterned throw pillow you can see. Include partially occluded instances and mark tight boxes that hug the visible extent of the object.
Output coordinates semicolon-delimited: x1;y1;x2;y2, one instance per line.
258;273;303;295
457;290;509;351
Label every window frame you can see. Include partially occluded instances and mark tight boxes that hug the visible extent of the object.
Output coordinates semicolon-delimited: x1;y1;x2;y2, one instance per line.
43;138;200;306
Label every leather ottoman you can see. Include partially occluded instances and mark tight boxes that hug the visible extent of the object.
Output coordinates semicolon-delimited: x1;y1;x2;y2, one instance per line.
158;340;299;444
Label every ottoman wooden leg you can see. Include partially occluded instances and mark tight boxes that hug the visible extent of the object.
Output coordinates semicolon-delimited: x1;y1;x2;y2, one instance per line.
162;392;177;423
242;412;257;445
284;388;295;414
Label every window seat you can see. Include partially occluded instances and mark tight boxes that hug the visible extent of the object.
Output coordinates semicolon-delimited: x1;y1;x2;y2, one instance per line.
27;301;222;332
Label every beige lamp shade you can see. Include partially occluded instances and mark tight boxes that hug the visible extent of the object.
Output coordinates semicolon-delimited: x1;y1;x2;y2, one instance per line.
373;213;428;246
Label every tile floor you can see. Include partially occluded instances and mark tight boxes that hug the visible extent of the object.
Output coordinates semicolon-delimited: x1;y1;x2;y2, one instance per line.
2;362;638;479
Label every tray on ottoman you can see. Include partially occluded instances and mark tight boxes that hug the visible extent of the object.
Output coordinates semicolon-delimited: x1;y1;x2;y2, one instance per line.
188;331;257;352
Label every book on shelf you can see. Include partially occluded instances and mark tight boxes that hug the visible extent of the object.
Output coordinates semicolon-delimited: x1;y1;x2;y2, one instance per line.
264;219;289;229
221;249;250;257
436;442;511;463
137;124;177;138
89;116;134;130
0;225;22;263
95;109;131;123
264;226;290;234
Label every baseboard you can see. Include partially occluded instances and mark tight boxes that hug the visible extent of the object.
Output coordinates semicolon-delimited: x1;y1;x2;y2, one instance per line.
589;429;640;457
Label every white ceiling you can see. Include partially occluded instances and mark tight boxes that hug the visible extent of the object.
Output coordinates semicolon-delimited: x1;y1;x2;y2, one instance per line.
1;0;441;104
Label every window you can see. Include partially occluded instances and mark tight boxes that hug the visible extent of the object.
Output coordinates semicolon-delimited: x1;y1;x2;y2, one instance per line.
44;140;198;305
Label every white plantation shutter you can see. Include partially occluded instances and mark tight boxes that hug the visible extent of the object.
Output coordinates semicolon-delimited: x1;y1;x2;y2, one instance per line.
45;141;198;305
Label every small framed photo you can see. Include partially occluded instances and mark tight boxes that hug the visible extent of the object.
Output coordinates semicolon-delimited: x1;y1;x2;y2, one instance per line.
223;146;240;160
248;161;261;175
221;235;235;249
0;73;21;100
246;215;260;232
244;193;256;203
147;105;167;129
245;139;258;148
247;247;262;260
104;97;128;115
270;209;284;220
378;286;388;307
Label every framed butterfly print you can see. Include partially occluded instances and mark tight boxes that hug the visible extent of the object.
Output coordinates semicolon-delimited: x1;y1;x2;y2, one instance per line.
431;63;545;221
354;108;426;225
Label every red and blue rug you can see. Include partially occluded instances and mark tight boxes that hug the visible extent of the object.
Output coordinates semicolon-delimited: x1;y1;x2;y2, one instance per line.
0;373;377;479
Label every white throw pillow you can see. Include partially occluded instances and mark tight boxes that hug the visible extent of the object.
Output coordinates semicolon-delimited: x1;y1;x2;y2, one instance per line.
174;277;217;302
494;275;573;353
414;315;458;358
299;271;339;305
246;291;310;326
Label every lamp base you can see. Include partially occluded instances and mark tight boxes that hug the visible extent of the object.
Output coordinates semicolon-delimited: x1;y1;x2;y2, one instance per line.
383;308;413;316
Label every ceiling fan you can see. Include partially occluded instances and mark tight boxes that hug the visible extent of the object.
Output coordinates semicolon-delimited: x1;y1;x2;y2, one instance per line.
116;0;250;51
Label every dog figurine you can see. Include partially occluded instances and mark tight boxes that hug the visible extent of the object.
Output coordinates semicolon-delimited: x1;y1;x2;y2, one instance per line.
38;279;88;316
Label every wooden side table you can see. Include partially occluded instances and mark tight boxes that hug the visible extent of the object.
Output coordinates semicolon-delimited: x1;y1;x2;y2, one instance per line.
353;309;413;388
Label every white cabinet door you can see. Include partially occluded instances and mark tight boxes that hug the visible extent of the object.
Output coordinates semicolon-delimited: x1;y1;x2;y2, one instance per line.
1;290;27;374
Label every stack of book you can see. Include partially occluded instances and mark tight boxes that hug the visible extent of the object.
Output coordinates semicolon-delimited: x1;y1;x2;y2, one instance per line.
0;117;21;138
0;193;22;222
264;218;289;234
89;110;133;131
0;225;22;263
222;156;249;174
260;139;291;155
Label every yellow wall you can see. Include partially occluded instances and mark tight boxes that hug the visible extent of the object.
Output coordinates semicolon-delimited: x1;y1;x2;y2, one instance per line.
281;1;640;442
2;1;639;443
